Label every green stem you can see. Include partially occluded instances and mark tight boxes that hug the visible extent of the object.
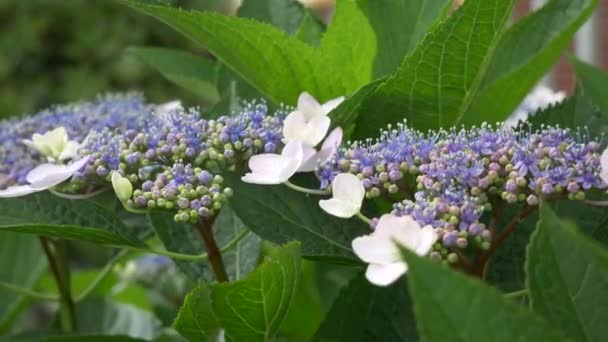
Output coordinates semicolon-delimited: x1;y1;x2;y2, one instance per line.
75;249;131;303
284;181;330;195
39;238;76;332
0;280;58;301
106;229;250;261
356;212;372;225
49;187;110;200
196;217;229;282
504;288;528;299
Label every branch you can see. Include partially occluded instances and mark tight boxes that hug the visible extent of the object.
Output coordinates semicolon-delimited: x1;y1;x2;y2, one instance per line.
474;205;536;278
196;216;229;282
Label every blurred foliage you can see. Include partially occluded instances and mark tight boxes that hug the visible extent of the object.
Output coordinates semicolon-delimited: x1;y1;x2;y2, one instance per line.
0;0;235;119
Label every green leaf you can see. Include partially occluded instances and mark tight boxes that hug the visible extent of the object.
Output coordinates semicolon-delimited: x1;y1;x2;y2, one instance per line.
214;206;262;281
466;0;598;123
238;0;306;35
211;242;301;342
330;77;387;135
294;12;324;46
148;211;208;281
572;57;608;113
357;0;452;77
526;87;608;137
122;0;375;104
313;274;417;341
224;173;368;261
0;233;47;333
173;284;221;342
73;297;160;340
351;0;516;137
148;206;261;281
128;47;220;106
0;193;144;247
401;248;567;342
527;205;608;342
174;242;301;342
278;260;325;341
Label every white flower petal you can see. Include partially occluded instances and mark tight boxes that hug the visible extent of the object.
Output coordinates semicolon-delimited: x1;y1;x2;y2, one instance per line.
352;235;399;264
242;140;303;184
304;116;331;146
320;96;345;115
601;148;608;185
319;198;360;218
297;92;322;120
58;141;80;161
241;173;285;185
375;214;420;249
248;154;288;176
26;158;88;190
282;111;308;143
297;145;319;172
156;100;182;115
415;225;438;256
0;185;39;198
365;262;408;287
332;173;364;209
320;127;343;152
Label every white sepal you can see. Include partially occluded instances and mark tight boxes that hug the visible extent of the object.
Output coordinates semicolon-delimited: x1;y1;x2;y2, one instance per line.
282;92;344;146
352;214;437;286
241;140;304;185
319;173;364;218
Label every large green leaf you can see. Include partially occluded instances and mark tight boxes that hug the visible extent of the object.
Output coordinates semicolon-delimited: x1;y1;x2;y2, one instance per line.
0;233;47;333
123;0;375;105
237;0;306;35
527;205;608;342
174;242;301;342
401;248;567;341
466;0;598;123
313;274;417;341
128;47;220;106
572;57;608;113
224;173;368;261
0;193;144;247
357;0;452;77
350;0;516;136
173;284;221;342
526;87;608;137
148;206;261;281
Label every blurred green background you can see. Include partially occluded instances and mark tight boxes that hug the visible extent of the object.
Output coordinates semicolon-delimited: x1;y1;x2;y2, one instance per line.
0;0;241;119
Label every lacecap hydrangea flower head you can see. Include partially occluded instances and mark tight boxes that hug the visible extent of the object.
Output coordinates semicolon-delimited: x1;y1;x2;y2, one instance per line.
3;91;608;289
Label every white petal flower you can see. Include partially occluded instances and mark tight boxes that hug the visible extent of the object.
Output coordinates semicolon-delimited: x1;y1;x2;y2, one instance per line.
0;185;39;198
155;100;183;122
352;214;437;286
601;148;608;185
111;172;134;202
0;158;89;198
22;126;81;161
58;140;81;161
282;92;344;146
241;140;304;185
298;127;343;172
319;173;364;218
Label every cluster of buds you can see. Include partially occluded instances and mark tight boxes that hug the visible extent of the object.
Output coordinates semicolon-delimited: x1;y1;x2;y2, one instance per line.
319;122;606;261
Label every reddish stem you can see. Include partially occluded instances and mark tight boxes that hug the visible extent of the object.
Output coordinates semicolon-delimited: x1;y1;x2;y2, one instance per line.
474;205;536;278
195;217;229;282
